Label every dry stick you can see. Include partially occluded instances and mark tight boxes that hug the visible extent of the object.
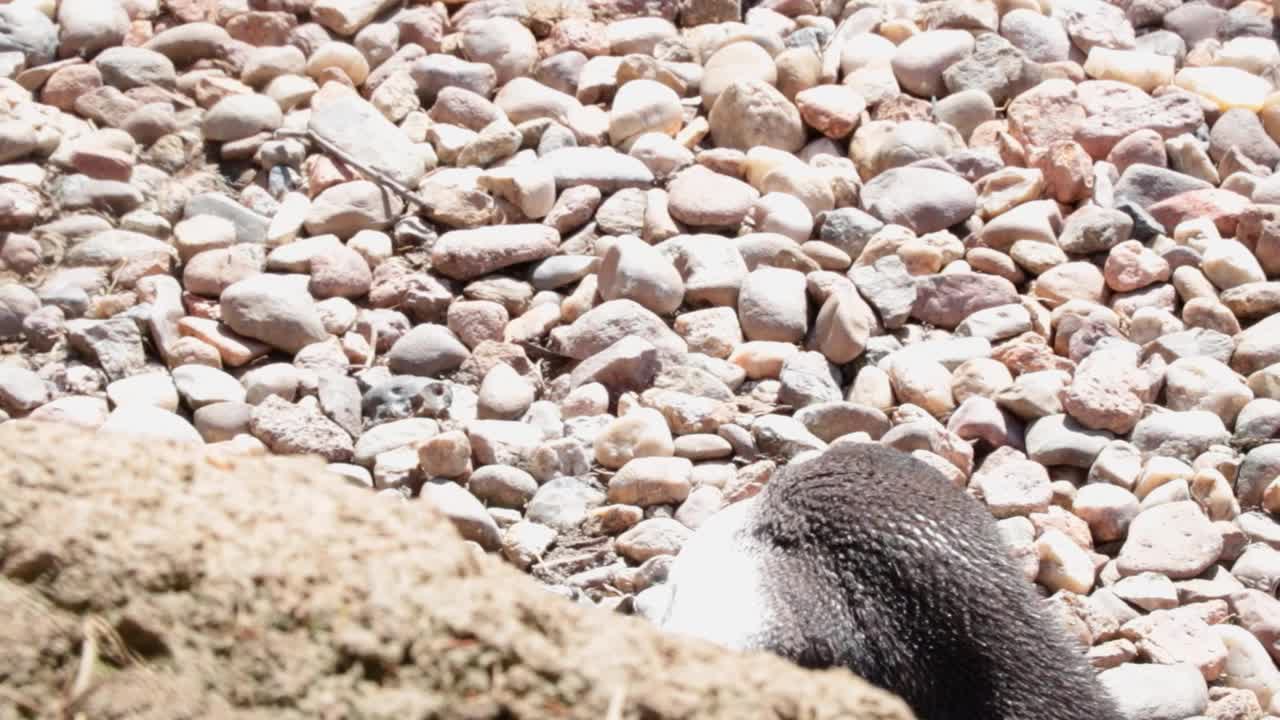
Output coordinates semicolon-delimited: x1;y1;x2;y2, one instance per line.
604;684;627;720
820;12;859;84
274;128;435;214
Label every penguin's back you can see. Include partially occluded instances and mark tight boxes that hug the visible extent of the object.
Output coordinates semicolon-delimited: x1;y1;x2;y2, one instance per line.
663;442;1126;720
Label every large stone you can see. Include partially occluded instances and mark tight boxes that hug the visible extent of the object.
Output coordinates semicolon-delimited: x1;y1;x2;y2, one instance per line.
431;225;559;281
0;5;57;66
219;274;328;354
99;405;203;446
1075;89;1204;159
860;168;976;233
184;193;270;246
1118;501;1223;580
386;324;470;377
667;165;758;229
911;273;1018;330
313;0;401;36
305;181;404;239
249;396;354;462
1114;163;1214;210
539;147;654;192
708;80;806;153
57;0;128;59
551;300;686;360
891;29;975;99
309;91;425;188
1130;410;1230;463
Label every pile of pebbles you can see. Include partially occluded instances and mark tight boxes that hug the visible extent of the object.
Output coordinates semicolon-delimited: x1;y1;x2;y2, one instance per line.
0;0;1279;715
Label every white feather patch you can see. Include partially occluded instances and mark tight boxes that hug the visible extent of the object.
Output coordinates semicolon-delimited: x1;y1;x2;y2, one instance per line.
658;498;772;652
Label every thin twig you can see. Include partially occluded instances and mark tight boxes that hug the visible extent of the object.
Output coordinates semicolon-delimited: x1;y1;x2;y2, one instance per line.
820;12;859;84
70;619;98;703
274;128;435;213
604;684;627;720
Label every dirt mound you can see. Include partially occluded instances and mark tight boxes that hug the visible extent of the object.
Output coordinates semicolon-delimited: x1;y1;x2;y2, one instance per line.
0;420;914;720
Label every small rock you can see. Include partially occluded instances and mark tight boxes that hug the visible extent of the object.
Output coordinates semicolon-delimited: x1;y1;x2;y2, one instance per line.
421;481;501;550
99;404;203;445
1098;663;1208;720
1118;501;1223;579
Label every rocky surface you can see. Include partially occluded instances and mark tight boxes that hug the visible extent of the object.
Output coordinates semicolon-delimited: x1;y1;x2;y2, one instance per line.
0;0;1279;716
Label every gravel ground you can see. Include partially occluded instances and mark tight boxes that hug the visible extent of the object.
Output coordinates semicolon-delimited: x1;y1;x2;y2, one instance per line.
0;0;1279;717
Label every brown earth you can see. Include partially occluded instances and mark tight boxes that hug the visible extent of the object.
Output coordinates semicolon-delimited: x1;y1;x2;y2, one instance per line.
0;420;914;720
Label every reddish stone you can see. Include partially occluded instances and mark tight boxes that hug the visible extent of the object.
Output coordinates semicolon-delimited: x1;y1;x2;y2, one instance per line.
70;147;133;182
0;184;43;232
395;7;446;53
41;63;102;113
124;19;153;47
225;11;296;47
1007;79;1087;154
992;332;1076;376
1105;128;1166;175
164;0;214;23
73;86;140;128
546;18;610;57
1074;90;1204;160
304;155;361;197
1149;189;1251;237
1037;139;1094;204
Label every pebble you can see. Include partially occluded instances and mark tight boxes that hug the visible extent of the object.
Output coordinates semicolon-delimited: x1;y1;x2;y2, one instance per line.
421;481;502;551
1098;663;1209;720
468;465;538;510
708;79;806;154
431;224;559;281
738;266;807;343
616;517;691;563
608;456;692;507
220;274;328;354
386;324;469;378
860;167;977;234
891;30;974;99
99;404;203;446
1119;501;1224;580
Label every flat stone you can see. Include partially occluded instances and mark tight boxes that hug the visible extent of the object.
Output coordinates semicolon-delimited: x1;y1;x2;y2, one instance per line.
911;272;1018;330
0;5;57;66
431;224;559;281
1118;501;1223;579
1130;410;1230;463
860;167;977;234
184;193;270;246
539;147;654;192
309;91;425;188
66;318;146;382
1025;413;1114;468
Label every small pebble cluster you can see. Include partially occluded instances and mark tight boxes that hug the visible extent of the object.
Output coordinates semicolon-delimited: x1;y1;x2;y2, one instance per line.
0;0;1279;716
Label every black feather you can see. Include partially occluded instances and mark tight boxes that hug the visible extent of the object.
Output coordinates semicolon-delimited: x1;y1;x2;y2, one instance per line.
747;443;1126;720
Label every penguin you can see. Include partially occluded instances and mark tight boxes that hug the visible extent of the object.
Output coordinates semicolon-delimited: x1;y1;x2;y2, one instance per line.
659;441;1126;720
